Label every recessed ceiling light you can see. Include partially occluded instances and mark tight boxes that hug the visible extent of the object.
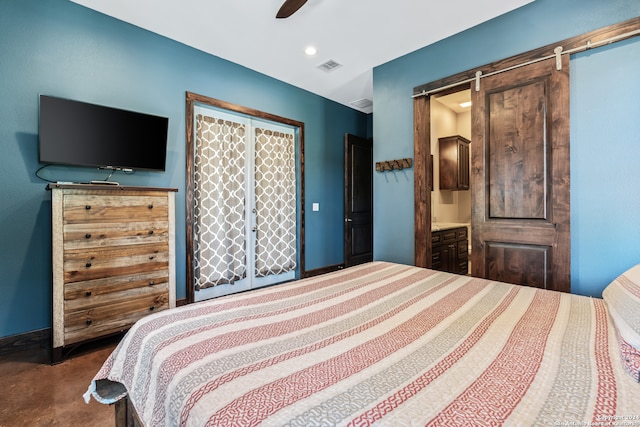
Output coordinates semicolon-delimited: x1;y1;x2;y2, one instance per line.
305;46;317;56
459;101;472;108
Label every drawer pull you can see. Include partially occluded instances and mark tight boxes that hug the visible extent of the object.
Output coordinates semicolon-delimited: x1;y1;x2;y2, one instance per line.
85;233;92;239
149;280;155;286
148;230;154;235
149;306;155;311
85;205;91;210
85;262;92;268
85;291;92;297
148;204;154;209
86;319;92;325
149;256;154;260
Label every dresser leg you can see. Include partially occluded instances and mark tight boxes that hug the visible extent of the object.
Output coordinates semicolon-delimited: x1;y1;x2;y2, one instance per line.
51;346;63;365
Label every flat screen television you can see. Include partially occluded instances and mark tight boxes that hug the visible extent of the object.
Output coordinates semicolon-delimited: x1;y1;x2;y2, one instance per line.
39;95;168;171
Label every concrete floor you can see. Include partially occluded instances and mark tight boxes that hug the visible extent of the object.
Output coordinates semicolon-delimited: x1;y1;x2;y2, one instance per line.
0;341;117;427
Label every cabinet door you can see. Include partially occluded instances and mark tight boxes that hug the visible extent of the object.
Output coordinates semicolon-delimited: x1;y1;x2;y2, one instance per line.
457;240;469;274
431;245;443;270
444;243;457;273
439;135;471;191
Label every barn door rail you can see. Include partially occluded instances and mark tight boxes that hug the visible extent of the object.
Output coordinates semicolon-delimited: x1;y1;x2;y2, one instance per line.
412;28;640;98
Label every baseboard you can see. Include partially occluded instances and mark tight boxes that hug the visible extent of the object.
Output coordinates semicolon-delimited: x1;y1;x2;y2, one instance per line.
1;299;189;357
0;328;50;357
302;263;345;278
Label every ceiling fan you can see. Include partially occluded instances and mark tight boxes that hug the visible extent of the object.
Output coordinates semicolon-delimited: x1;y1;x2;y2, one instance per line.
276;0;308;18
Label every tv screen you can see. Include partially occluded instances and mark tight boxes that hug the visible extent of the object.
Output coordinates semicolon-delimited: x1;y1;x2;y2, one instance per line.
39;95;168;171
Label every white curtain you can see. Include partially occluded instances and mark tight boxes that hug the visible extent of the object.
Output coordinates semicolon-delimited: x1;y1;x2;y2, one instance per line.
254;128;297;277
193;114;246;289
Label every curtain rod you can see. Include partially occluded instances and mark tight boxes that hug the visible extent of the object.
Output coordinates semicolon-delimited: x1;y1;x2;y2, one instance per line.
412;28;640;99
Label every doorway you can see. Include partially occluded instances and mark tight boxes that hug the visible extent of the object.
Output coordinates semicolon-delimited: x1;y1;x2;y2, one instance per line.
185;92;305;303
430;89;472;274
344;134;373;267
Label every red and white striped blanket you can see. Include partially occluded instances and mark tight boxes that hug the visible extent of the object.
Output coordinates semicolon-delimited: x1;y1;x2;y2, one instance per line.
86;262;640;426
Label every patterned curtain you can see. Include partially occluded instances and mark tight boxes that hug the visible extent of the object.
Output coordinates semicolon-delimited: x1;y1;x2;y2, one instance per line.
193;114;246;289
254;128;297;277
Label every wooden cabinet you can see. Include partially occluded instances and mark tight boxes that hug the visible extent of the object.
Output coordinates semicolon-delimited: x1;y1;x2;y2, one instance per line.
431;226;468;275
48;184;177;362
439;135;470;191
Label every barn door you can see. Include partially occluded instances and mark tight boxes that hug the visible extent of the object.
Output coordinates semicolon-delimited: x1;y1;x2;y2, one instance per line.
470;55;570;292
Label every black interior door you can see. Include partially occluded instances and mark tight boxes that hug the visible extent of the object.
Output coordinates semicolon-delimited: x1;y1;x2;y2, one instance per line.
344;134;373;267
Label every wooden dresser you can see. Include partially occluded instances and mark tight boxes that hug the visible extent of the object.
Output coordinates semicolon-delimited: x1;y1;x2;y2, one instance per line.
48;184;177;362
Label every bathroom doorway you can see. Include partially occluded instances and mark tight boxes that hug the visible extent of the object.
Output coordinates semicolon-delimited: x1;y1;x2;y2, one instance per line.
430;88;472;274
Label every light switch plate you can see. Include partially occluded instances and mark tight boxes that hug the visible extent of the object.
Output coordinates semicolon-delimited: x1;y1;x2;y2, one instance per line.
312;203;319;211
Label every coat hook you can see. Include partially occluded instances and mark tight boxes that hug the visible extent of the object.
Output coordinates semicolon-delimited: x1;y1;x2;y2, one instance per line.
375;157;414;172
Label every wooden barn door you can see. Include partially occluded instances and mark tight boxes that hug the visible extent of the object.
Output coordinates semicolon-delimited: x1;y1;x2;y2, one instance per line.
470;55;570;292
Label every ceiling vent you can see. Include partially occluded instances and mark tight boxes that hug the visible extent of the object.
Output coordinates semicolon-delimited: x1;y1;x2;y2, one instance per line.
317;59;342;73
350;98;373;109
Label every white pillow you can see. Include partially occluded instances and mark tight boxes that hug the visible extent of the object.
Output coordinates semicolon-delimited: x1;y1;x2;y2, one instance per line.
603;263;640;348
602;263;640;382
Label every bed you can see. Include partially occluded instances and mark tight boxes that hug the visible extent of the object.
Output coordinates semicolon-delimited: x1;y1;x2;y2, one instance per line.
84;261;640;426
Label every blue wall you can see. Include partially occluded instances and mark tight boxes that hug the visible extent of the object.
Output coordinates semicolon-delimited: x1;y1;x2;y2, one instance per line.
373;0;640;296
0;0;368;338
570;38;640;296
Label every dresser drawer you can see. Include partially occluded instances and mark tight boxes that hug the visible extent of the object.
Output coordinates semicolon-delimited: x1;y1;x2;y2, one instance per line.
63;194;168;224
441;229;458;244
431;232;442;246
63;221;169;250
64;242;169;283
64;280;169;312
64;290;169;345
64;270;169;301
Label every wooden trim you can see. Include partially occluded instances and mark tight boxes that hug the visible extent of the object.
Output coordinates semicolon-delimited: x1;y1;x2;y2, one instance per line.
167;191;177;308
0;328;50;357
51;188;64;349
413;17;640;268
184;92;306;303
302;263;345;278
413;95;431;268
185;92;304;129
413;16;640;96
185;95;196;304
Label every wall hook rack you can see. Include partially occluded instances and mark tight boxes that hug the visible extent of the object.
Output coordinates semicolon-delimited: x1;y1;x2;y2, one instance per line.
375;157;413;172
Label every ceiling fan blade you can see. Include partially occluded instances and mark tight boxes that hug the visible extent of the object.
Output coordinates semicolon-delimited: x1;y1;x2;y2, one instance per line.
276;0;308;19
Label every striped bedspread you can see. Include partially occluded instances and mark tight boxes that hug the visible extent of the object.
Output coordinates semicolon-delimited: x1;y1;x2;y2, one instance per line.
86;262;640;426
